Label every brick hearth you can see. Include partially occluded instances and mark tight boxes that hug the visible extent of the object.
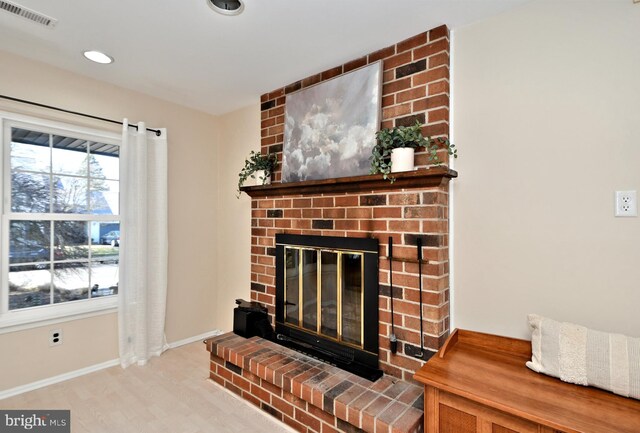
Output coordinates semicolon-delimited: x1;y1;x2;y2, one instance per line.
206;333;423;433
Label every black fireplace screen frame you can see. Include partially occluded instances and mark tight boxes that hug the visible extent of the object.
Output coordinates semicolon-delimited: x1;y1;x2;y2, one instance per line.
275;233;382;381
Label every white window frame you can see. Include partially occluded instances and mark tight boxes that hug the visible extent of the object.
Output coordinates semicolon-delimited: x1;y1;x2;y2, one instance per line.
0;111;121;332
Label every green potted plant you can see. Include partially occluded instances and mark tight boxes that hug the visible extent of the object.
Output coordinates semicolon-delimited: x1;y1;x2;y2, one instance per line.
370;121;457;181
237;150;278;197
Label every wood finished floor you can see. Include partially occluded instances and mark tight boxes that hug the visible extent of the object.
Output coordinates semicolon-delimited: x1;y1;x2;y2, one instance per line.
1;341;293;433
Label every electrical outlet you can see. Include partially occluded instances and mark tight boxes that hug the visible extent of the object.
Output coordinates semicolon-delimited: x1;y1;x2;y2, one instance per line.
615;191;637;217
50;329;63;346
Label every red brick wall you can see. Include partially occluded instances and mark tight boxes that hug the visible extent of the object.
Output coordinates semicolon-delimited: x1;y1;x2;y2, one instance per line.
252;26;451;381
260;25;451;182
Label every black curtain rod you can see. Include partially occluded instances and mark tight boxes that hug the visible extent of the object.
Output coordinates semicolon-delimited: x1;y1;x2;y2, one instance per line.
0;94;162;136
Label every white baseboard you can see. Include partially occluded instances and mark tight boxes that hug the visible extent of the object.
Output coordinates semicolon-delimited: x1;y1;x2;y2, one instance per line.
167;329;224;349
1;329;225;400
0;358;119;400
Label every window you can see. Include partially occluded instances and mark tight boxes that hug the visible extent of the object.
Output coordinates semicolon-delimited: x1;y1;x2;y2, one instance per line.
1;115;121;329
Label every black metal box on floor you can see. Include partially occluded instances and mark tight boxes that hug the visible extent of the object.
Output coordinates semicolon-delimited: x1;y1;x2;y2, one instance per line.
233;299;274;339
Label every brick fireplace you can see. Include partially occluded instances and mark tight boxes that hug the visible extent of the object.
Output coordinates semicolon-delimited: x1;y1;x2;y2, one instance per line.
249;181;453;382
207;25;454;433
253;24;452;381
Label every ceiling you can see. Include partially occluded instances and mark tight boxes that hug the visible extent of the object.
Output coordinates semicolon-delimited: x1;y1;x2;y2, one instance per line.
0;0;528;116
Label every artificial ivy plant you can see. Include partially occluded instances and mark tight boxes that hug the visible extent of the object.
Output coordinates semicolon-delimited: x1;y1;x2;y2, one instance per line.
370;121;457;181
237;150;278;197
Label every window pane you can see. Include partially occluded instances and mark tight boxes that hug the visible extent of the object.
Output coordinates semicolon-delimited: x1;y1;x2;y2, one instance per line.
53;263;89;304
92;222;120;246
53;175;88;213
90;179;119;214
91;261;118;298
6;125;120;314
90;242;119;262
9;265;51;310
11;172;50;213
11;128;50;173
302;250;318;331
52;135;88;176
9;221;50;265
89;147;119;180
54;221;89;260
285;248;300;326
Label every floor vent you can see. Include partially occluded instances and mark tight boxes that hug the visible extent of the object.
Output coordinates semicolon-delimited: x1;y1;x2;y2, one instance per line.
0;0;57;27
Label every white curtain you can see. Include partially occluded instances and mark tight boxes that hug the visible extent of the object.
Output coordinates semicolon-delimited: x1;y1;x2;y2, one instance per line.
118;120;169;367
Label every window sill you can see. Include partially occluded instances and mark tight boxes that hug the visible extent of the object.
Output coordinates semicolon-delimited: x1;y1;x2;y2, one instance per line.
0;297;117;334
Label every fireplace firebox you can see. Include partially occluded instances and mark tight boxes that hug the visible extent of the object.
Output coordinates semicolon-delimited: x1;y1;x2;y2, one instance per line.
275;234;382;381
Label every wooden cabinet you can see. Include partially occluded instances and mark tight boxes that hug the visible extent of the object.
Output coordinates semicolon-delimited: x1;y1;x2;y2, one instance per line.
414;329;640;433
426;387;541;433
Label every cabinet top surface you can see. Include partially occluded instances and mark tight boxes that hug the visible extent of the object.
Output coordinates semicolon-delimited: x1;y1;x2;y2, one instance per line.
413;329;640;433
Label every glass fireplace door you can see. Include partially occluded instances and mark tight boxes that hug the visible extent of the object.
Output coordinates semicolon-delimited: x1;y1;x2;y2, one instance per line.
284;246;363;348
301;249;318;331
341;253;363;346
320;251;338;338
284;247;300;326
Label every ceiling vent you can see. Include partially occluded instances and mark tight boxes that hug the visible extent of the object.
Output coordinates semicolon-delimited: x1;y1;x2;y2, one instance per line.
0;0;57;27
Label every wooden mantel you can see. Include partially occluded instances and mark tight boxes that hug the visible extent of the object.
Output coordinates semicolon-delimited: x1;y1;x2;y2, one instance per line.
240;166;458;198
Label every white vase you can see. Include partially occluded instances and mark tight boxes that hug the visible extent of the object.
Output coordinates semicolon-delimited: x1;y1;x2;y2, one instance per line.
252;170;271;186
390;147;415;173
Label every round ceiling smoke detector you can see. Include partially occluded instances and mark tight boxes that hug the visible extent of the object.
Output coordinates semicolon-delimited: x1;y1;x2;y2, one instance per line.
207;0;244;16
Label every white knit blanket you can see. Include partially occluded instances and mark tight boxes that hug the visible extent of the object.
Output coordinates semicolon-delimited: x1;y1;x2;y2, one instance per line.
526;314;640;400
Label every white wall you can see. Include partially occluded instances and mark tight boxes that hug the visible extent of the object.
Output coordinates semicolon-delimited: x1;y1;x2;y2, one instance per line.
452;0;640;339
215;104;260;330
0;314;118;391
0;50;222;391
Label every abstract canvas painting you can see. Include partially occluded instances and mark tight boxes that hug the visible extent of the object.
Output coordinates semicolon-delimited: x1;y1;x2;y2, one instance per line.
282;61;382;182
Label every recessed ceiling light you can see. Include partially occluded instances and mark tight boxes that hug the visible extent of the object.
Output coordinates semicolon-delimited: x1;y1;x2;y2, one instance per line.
207;0;244;16
83;50;114;64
